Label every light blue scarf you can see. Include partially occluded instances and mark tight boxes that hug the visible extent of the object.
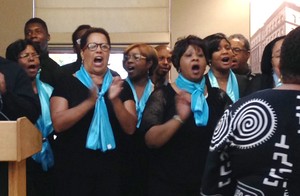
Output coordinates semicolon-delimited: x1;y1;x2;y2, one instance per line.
208;69;239;102
76;65;115;152
273;72;282;87
33;72;54;171
175;74;209;126
126;78;153;128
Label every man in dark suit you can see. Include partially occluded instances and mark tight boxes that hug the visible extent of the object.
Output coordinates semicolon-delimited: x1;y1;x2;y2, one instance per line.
24;17;60;87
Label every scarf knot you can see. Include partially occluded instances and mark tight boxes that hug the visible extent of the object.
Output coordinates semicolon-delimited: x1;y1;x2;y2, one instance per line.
175;74;209;126
76;65;115;152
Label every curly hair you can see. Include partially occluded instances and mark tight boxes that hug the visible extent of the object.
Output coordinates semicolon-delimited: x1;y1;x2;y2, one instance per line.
171;35;208;72
280;26;300;83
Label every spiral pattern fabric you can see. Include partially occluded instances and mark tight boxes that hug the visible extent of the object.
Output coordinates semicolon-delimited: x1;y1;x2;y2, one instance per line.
231;99;276;149
210;99;277;151
210;109;232;150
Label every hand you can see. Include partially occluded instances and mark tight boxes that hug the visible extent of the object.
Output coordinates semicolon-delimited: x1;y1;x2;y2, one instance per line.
0;73;7;94
109;76;124;101
175;90;191;122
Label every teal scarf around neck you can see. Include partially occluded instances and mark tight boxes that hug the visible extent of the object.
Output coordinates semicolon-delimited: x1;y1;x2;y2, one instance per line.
175;74;209;126
76;65;115;152
208;69;239;102
126;77;153;128
33;72;54;171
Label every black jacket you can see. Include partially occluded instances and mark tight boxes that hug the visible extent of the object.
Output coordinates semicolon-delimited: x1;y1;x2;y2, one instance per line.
0;57;40;123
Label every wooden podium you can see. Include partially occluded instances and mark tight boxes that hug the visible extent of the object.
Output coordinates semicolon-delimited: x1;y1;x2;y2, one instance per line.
0;117;42;196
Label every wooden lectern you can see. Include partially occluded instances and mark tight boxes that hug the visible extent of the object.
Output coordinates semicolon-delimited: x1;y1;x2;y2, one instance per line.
0;117;42;196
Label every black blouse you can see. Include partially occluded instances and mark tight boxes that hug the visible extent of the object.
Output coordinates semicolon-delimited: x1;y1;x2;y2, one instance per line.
140;83;232;188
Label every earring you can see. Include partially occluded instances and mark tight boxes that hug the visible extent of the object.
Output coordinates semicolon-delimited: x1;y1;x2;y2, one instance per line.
208;60;212;66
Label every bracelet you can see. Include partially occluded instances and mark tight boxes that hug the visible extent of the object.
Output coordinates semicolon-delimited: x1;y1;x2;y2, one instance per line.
173;115;184;124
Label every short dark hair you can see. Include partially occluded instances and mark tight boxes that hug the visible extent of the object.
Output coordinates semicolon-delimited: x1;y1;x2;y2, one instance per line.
280;27;300;83
72;24;91;47
228;34;250;51
24;17;49;34
154;45;171;53
260;36;286;74
203;33;229;62
6;39;41;62
171;35;208;72
80;27;111;50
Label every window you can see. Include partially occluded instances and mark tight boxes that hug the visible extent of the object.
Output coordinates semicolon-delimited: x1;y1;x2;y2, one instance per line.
49;51;128;79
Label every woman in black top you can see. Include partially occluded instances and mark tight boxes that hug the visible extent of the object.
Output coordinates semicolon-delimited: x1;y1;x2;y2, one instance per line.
50;27;137;196
140;35;232;196
203;33;247;102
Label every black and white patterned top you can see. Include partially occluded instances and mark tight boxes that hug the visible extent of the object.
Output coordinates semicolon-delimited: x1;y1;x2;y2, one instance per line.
201;89;300;196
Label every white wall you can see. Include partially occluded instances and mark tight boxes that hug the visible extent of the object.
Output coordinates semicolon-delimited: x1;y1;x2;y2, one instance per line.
36;0;171;45
170;0;250;80
0;0;250;64
0;0;33;56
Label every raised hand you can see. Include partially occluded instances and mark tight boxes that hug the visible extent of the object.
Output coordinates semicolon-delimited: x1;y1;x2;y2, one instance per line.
109;76;124;101
175;90;192;122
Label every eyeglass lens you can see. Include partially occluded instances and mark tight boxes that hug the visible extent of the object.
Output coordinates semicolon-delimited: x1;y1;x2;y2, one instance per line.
86;43;110;51
19;53;39;59
124;54;146;61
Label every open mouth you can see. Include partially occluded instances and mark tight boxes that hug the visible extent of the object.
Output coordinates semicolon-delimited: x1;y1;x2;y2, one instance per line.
126;66;135;73
27;64;38;74
231;59;238;66
27;64;38;71
94;56;103;64
28;64;36;69
221;57;232;66
191;64;201;73
221;57;230;63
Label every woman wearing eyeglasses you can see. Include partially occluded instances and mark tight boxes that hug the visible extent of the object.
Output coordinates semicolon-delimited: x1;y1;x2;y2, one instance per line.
6;39;55;196
245;36;286;96
122;43;158;196
140;35;232;196
50;27;137;196
204;33;248;103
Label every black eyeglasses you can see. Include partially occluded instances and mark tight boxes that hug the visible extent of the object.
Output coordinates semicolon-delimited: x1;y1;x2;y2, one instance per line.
18;53;39;59
232;47;248;54
84;43;110;52
124;54;146;62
